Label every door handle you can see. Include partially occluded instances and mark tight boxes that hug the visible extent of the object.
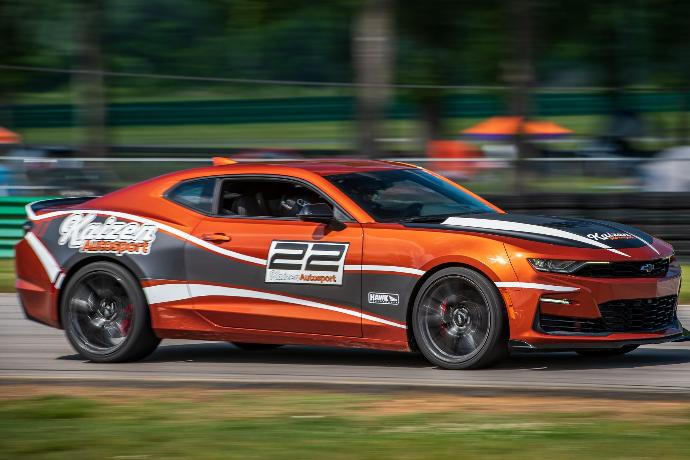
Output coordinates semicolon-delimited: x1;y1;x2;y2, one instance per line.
201;233;231;243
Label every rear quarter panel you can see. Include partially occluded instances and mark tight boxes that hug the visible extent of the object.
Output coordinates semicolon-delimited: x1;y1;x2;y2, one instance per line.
15;189;202;328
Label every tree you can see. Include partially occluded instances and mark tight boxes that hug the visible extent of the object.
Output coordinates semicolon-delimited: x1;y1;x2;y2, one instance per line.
352;0;394;157
73;0;107;157
0;1;38;126
506;0;534;193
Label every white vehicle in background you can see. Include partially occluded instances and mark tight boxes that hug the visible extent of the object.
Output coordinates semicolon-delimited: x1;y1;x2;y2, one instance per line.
641;146;690;192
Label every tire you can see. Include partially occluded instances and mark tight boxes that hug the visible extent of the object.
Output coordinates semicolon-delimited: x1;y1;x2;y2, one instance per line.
230;342;283;351
575;345;639;357
412;267;508;370
61;261;160;363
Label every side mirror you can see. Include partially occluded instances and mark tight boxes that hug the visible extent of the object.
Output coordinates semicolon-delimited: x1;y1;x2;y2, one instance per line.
298;203;345;230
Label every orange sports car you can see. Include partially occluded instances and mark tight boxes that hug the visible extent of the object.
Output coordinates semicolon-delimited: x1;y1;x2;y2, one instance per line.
15;159;687;369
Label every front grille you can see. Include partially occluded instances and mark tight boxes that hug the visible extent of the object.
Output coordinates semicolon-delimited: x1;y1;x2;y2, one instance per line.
598;295;678;332
574;258;670;278
539;295;678;334
539;315;607;334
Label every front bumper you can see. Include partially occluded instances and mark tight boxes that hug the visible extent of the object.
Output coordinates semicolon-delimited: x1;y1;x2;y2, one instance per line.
509;326;687;352
498;265;684;350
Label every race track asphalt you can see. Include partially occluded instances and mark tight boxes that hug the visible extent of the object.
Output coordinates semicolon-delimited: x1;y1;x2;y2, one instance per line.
2;294;689;396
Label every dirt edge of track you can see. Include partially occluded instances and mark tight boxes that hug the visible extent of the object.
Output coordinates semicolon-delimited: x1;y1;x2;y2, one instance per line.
3;375;690;401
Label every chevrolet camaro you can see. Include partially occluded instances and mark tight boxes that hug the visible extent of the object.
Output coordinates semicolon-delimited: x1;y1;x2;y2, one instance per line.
15;158;686;369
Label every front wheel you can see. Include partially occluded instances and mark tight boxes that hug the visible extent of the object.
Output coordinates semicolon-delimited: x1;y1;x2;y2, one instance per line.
412;267;508;370
61;261;160;363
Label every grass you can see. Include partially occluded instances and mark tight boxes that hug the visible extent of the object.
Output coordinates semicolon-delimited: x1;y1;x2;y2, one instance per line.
0;259;13;293
14;114;622;150
16;112;689;150
1;387;690;459
1;259;688;303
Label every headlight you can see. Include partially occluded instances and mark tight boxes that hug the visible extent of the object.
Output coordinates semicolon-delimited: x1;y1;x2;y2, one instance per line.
527;259;595;274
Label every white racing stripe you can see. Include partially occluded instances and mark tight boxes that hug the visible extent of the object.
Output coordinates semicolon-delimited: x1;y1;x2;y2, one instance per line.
25;202;37;221
442;217;631;257
629;233;660;255
494;282;579;292
24;232;61;284
345;264;425;276
29;207;425;276
143;283;408;330
32;208;266;265
143;283;191;304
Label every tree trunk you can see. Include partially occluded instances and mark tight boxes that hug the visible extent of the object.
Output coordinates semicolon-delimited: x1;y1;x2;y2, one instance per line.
352;0;394;158
420;96;443;146
679;88;690;145
73;0;107;157
506;0;534;194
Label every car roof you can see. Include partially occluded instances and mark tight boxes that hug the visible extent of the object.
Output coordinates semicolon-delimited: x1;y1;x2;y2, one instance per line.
83;159;416;223
193;159;414;177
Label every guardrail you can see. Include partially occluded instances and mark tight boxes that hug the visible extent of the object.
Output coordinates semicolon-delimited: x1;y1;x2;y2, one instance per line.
0;197;35;258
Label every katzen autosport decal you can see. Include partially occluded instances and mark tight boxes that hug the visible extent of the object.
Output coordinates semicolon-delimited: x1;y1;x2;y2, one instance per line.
265;241;348;285
58;213;158;256
586;232;635;242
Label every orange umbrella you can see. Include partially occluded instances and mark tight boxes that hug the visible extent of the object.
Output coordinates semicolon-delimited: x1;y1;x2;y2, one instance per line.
0;127;20;144
462;116;573;140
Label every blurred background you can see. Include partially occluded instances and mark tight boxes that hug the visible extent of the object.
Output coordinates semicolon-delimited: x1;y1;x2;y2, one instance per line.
3;4;690;457
2;0;690;260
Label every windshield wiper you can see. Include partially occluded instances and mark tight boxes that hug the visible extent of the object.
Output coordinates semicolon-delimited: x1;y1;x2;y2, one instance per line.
399;215;454;223
399;211;495;223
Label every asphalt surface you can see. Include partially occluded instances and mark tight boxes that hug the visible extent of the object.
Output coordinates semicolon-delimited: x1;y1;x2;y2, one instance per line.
2;294;690;396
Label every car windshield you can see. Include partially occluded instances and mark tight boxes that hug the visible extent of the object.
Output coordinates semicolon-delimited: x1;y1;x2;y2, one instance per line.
326;169;497;222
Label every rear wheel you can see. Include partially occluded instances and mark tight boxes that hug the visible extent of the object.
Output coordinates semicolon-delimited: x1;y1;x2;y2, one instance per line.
575;345;639;357
61;262;160;362
230;342;283;351
412;267;508;370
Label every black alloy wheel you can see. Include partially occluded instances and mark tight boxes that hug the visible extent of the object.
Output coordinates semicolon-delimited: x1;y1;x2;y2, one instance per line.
412;267;508;369
61;262;160;362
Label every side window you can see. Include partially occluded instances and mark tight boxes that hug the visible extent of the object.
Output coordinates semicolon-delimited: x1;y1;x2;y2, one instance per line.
218;178;332;218
168;178;216;214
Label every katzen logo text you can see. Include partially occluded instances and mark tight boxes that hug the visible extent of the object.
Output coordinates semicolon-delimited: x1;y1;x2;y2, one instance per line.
586;232;634;242
58;213;158;256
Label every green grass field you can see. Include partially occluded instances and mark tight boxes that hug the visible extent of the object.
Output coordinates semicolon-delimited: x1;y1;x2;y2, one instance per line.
1;388;690;459
0;259;13;293
19;113;679;150
1;259;688;303
17;112;687;150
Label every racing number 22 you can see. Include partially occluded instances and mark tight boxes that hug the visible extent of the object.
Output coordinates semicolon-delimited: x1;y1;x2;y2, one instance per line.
265;241;349;285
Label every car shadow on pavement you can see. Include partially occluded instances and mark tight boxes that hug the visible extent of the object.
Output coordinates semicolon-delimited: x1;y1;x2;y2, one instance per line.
140;342;432;368
113;341;690;371
499;347;690;371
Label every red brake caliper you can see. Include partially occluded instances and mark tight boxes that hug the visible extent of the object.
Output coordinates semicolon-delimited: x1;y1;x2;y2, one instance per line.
439;299;448;334
119;304;133;335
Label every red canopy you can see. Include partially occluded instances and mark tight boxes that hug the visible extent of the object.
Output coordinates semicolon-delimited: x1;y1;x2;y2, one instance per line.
0;127;20;144
463;116;573;139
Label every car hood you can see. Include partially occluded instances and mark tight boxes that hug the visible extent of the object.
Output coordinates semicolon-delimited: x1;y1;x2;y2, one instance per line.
407;213;658;255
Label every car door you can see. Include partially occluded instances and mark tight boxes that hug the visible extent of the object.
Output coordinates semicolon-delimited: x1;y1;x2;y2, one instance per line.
184;175;364;337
